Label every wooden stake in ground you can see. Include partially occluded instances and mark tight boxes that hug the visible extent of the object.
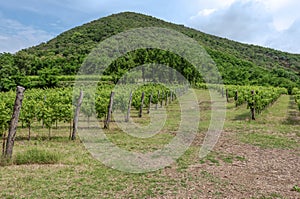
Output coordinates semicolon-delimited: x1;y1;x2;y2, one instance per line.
139;92;145;118
71;90;84;140
104;92;115;129
125;91;133;122
234;90;238;107
42;95;46;128
251;90;256;120
165;92;168;106
226;89;229;103
147;92;153;114
4;86;25;158
156;90;160;110
160;91;164;108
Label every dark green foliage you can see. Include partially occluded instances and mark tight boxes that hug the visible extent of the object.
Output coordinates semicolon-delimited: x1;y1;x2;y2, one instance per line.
207;49;298;93
0;53;29;91
37;68;60;88
105;49;202;84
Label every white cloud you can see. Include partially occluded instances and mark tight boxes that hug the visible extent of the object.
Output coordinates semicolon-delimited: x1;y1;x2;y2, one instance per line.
188;1;275;43
0;35;9;40
266;19;300;53
257;0;300;31
0;17;54;53
190;9;217;19
188;0;236;10
187;0;300;53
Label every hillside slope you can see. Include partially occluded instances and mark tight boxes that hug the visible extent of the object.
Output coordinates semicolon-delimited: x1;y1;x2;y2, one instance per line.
1;12;300;91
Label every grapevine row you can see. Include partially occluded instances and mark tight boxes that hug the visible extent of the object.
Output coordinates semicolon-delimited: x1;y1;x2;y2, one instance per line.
225;85;287;115
196;83;288;119
0;84;188;137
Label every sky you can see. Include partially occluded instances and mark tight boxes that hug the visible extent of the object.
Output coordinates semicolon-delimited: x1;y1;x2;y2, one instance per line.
0;0;300;54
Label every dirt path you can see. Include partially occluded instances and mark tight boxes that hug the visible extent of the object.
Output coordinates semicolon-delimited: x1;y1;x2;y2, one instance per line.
187;95;300;198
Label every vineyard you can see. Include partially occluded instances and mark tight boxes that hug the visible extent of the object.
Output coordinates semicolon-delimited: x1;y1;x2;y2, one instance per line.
0;84;295;137
197;83;289;119
0;83;299;198
0;83;189;140
1;83;293;139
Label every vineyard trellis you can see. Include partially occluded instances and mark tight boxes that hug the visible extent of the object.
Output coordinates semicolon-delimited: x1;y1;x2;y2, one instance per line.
0;83;188;140
0;83;298;159
197;83;289;120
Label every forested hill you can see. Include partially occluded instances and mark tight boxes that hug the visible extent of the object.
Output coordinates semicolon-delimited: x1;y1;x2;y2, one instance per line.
1;12;300;91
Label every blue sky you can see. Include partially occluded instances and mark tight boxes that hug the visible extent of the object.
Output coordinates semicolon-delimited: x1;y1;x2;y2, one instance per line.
1;0;300;53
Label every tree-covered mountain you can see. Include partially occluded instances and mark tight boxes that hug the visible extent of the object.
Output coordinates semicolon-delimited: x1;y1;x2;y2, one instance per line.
1;12;300;92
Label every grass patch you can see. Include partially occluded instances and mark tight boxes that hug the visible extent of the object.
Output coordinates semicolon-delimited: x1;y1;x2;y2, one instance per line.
0;156;13;166
14;148;61;165
200;151;246;165
176;147;197;171
235;155;246;161
238;133;298;149
255;193;284;199
220;154;246;163
205;153;220;165
292;185;300;193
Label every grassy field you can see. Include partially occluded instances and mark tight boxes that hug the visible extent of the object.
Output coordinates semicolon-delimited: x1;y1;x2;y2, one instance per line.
0;89;299;198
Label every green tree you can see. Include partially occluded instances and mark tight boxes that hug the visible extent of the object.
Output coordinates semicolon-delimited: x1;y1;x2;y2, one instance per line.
38;68;60;88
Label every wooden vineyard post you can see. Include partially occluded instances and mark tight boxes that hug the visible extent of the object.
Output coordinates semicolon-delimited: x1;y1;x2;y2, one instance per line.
125;91;133;122
147;93;153;114
139;92;145;118
156;91;160;110
42;95;46;128
4;86;25;158
104;92;115;129
160;91;164;108
251;90;256;120
173;91;177;101
226;89;229;103
234;91;238;107
165;92;168;106
71;90;84;140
